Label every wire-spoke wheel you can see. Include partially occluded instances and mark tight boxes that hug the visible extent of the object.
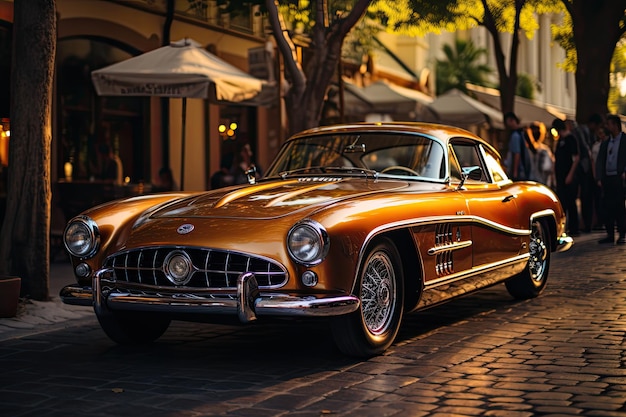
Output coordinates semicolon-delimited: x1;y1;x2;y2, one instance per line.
331;238;404;357
361;251;397;336
506;219;550;299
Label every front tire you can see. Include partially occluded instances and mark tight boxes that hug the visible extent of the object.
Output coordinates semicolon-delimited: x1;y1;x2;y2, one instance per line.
96;310;171;345
331;238;404;357
505;219;550;299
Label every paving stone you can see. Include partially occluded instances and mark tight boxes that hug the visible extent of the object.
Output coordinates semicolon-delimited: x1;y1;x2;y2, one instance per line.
1;233;626;416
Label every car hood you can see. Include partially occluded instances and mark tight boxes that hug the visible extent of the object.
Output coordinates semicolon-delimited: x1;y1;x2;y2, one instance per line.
151;177;414;220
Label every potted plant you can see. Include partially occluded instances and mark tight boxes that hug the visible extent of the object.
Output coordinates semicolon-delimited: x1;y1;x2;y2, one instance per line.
0;276;21;318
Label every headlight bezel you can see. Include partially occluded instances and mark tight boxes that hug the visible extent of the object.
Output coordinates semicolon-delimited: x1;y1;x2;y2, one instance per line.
287;219;330;266
63;215;100;259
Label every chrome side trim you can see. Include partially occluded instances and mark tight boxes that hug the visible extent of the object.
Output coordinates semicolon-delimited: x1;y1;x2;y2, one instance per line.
350;214;530;295
427;240;473;256
363;215;531;240
530;208;556;222
424;253;529;289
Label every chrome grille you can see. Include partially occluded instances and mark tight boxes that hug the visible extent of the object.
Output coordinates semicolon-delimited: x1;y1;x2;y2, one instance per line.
103;247;288;289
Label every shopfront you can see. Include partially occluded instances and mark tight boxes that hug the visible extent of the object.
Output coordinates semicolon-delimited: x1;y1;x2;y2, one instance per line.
0;0;282;227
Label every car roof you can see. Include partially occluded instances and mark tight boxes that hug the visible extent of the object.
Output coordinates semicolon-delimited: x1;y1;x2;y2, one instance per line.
289;122;496;153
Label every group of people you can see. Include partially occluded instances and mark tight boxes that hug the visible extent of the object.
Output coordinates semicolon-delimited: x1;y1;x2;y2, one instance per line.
505;111;626;245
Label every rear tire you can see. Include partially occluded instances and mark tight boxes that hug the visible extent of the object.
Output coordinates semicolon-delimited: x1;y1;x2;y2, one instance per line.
331;238;404;357
505;219;550;299
96;310;171;345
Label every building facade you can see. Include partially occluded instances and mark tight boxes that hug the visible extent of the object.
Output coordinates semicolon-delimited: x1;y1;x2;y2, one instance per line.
0;0;282;197
0;2;576;198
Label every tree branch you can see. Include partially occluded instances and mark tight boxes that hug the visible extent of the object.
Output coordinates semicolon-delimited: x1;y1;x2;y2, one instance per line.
265;0;305;95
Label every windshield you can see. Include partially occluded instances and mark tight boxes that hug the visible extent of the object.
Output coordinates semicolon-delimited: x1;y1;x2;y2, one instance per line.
266;132;446;180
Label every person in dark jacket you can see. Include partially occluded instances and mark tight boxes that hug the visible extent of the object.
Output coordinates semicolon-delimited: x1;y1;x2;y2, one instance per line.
552;118;580;237
595;114;626;244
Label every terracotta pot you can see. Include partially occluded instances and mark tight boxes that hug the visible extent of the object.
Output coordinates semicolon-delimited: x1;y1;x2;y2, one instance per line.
0;276;21;318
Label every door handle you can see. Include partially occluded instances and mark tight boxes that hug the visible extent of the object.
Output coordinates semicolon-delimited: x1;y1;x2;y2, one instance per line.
502;194;518;202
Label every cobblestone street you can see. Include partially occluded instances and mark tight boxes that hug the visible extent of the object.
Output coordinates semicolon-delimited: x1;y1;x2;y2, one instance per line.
0;232;625;417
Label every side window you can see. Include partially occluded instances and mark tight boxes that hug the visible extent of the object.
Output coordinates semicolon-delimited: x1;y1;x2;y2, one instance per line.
449;147;462;181
450;140;487;182
482;145;508;183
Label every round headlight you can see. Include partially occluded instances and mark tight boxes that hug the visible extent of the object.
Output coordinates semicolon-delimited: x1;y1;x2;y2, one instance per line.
287;220;329;265
64;216;99;258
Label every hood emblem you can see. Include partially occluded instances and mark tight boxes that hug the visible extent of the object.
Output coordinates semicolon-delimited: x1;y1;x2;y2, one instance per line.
177;224;195;235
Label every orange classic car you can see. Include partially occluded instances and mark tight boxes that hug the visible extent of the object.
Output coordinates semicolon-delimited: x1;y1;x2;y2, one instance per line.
61;122;572;357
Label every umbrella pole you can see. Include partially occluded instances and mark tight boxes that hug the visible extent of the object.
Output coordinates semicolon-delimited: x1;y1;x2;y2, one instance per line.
181;97;186;190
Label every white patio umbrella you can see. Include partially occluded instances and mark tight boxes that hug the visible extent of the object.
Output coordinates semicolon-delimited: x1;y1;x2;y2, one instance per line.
343;80;437;121
91;38;266;189
429;88;504;130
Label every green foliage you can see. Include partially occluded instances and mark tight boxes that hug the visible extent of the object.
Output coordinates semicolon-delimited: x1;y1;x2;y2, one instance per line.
368;0;466;36
608;39;626;113
342;18;383;63
389;0;561;38
435;38;493;94
516;72;536;99
551;11;576;72
553;1;626;74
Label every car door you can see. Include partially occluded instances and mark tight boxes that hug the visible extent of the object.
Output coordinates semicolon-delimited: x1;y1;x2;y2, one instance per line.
449;139;524;269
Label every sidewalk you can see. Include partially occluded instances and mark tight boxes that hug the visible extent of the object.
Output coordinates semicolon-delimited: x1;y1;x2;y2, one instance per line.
0;231;603;342
0;260;94;342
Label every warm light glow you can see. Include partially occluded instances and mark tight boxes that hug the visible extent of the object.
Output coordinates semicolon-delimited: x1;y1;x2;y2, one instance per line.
124;176;131;184
550;128;559;139
0;122;9;166
230;122;238;130
226;129;235;137
218;124;226;133
64;162;73;180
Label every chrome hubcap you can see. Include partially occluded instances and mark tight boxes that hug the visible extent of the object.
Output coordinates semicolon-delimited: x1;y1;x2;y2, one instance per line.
362;252;396;335
528;223;547;281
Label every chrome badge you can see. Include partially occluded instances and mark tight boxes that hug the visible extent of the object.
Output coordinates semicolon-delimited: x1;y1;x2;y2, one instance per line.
177;224;195;235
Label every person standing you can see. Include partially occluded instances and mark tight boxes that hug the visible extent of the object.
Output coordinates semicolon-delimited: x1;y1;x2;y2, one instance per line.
595;114;626;244
571;115;602;232
97;143;123;185
591;125;609;230
526;121;555;188
551;118;580;237
233;142;262;185
153;167;177;192
210;152;235;189
504;112;533;181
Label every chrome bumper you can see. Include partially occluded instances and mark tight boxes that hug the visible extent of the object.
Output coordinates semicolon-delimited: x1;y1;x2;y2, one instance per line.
60;269;360;323
556;234;574;253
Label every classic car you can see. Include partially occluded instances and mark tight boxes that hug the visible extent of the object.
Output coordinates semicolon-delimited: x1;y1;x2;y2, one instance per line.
61;122;573;357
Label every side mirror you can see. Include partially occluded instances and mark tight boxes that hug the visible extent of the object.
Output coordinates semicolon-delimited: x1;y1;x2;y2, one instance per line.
246;165;258;185
457;166;482;190
463;166;483;181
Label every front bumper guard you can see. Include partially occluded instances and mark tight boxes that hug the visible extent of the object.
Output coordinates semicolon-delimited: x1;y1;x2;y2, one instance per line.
60;269;360;323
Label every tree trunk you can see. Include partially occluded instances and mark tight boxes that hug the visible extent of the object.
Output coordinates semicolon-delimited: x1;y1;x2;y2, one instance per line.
0;0;56;300
481;0;524;118
568;0;626;123
266;0;370;136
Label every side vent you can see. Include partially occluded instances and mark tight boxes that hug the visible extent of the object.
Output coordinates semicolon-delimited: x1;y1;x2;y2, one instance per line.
434;224;454;276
